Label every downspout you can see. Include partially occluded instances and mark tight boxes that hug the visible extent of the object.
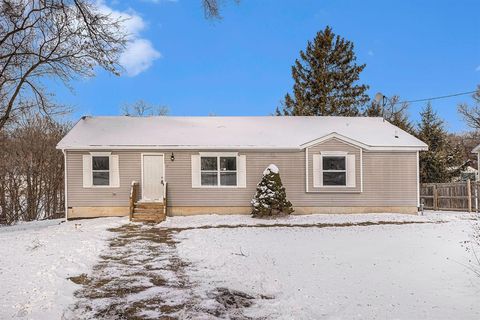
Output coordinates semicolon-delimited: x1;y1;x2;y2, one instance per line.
416;151;420;210
62;149;68;221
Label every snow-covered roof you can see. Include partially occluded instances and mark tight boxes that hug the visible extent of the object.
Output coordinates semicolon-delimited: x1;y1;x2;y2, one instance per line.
472;144;480;153
57;116;428;151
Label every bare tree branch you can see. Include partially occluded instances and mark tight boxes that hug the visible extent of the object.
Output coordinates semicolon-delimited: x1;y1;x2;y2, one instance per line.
458;86;480;130
0;0;128;131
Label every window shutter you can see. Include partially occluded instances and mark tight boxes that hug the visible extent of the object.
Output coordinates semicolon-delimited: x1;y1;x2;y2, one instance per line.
110;155;120;188
346;154;356;187
313;154;322;187
82;155;92;188
191;155;201;188
237;155;247;188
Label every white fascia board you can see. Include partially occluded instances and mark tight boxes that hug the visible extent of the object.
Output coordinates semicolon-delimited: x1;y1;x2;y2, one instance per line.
301;132;369;149
57;145;301;151
58;144;428;152
301;132;428;152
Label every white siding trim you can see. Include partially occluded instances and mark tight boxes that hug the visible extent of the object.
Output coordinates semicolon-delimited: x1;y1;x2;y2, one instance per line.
199;152;238;157
110;155;120;188
416;151;420;208
82;155;92;188
191;155;201;188
360;148;363;192
63;150;68;219
237;155;247;188
346;154;356;187
312;154;322;188
305;148;309;192
89;151;111;156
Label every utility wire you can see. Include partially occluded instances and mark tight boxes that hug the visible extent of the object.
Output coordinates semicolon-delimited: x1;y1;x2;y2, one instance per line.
394;90;476;105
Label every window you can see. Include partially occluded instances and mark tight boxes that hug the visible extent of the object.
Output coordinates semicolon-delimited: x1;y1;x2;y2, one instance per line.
92;156;110;186
322;156;346;186
201;156;237;186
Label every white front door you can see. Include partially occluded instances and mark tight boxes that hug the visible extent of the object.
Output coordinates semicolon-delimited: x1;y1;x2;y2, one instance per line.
142;154;164;202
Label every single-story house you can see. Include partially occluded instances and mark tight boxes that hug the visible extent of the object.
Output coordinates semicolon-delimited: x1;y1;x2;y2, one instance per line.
57;116;428;219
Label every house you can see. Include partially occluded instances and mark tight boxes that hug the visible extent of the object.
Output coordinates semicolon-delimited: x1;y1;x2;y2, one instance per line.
56;116;428;219
451;164;478;182
472;144;480;181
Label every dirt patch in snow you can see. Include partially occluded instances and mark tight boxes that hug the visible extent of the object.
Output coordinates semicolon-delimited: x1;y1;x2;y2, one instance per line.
167;219;439;233
66;223;263;319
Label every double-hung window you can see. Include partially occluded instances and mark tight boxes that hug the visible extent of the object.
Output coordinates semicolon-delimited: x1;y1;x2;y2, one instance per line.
200;156;237;187
92;156;110;186
322;155;347;186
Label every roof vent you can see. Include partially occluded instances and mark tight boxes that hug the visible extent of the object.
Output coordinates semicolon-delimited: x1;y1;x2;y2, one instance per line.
394;130;399;138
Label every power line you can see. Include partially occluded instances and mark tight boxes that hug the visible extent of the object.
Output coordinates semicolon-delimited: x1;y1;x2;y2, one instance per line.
394;90;476;105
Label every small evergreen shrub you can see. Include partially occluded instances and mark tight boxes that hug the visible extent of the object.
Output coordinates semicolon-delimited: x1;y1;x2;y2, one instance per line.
251;164;294;218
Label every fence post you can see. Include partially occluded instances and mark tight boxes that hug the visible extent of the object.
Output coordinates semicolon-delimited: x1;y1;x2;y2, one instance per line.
433;184;438;211
467;179;472;213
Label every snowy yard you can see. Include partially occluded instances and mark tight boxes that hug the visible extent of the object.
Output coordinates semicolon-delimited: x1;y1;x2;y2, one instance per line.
0;217;127;319
1;212;480;319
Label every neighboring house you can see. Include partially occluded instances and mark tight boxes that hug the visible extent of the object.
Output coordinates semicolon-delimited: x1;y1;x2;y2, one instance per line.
472;144;480;180
57;116;428;219
450;164;478;182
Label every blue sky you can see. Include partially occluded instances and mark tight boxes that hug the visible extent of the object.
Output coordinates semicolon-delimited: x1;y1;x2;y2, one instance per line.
55;0;479;132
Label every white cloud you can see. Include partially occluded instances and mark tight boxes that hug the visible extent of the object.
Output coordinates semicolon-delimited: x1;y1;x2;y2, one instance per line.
119;39;162;76
97;1;161;76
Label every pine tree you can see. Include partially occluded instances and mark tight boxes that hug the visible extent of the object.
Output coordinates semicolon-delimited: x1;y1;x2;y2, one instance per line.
277;26;370;116
417;103;462;183
251;164;294;217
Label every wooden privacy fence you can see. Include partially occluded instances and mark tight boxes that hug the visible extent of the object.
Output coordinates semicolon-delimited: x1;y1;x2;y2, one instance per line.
420;180;479;212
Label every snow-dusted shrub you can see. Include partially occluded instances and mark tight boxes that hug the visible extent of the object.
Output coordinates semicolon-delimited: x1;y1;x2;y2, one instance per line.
251;164;294;218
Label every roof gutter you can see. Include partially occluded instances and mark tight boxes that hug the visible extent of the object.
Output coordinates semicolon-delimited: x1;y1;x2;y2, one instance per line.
56;144;428;152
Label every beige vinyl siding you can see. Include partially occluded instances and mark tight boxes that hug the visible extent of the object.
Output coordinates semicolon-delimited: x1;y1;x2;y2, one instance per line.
307;138;361;192
67;151;141;207
66;147;418;208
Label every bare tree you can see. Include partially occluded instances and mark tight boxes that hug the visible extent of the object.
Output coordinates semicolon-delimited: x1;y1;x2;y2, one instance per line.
0;113;69;225
364;95;414;133
121;100;169;116
203;0;240;19
458;86;480;130
0;0;129;131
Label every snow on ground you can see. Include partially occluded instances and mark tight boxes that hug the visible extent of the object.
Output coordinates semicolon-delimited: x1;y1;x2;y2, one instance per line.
0;217;127;319
1;212;479;319
171;212;480;319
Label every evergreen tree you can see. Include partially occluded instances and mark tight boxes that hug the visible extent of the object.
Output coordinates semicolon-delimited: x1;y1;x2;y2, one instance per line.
277;26;370;116
417;103;462;183
251;165;293;217
364;95;415;134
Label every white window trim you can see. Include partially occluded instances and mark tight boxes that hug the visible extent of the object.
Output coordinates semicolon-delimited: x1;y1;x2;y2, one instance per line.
319;152;348;188
86;152;120;188
91;154;111;188
199;153;239;188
